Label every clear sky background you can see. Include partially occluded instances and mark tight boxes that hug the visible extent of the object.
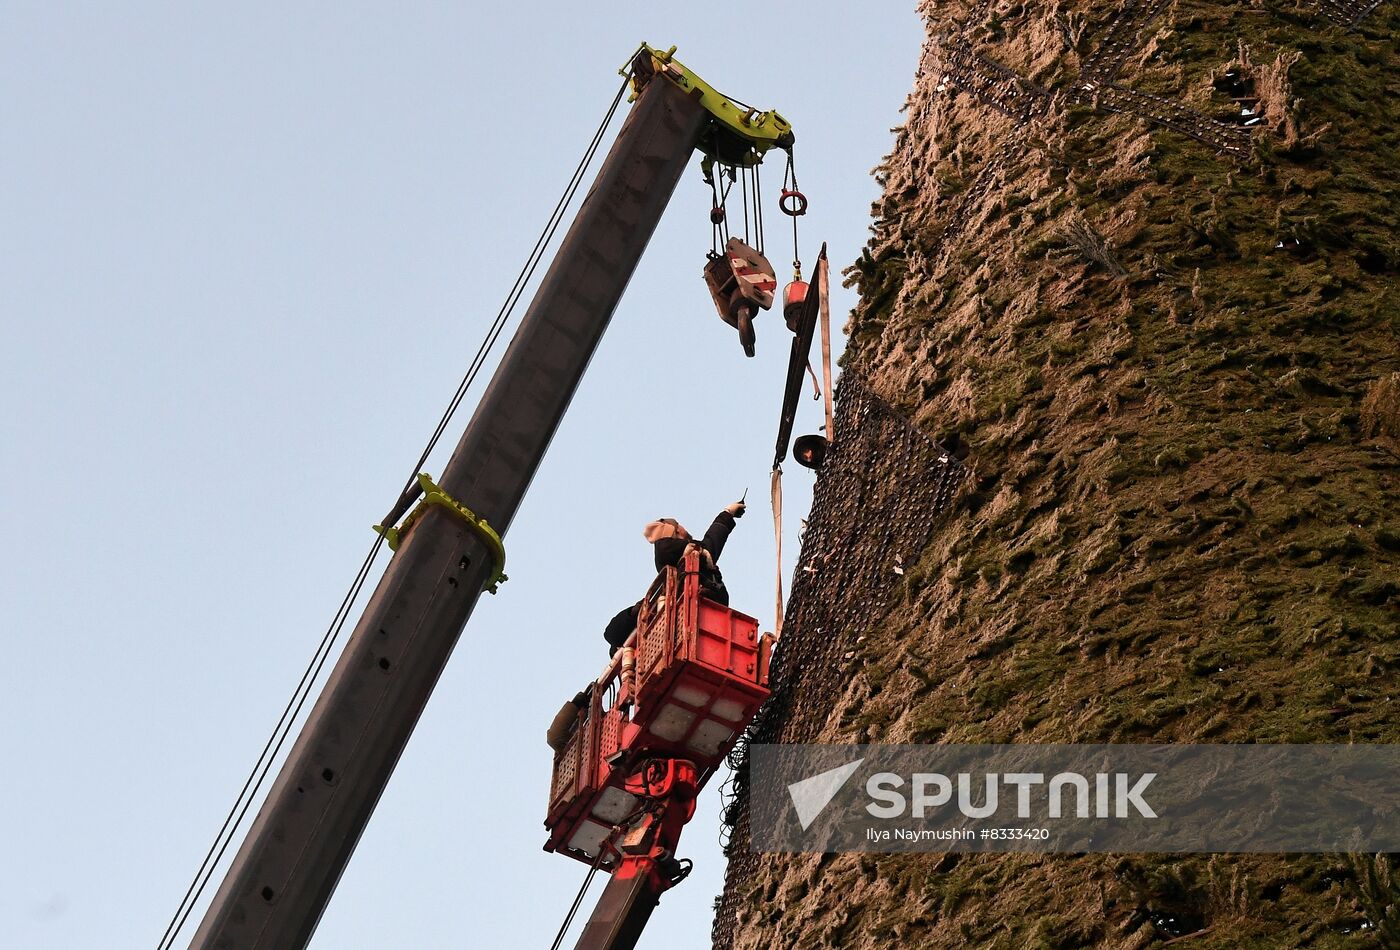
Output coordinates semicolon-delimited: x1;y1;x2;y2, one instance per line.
1;4;922;947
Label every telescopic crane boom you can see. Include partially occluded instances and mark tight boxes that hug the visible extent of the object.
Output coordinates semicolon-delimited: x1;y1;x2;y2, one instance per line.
187;45;794;950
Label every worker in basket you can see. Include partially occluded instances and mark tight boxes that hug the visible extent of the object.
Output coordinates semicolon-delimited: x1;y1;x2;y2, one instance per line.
550;500;747;749
546;683;592;752
601;499;747;656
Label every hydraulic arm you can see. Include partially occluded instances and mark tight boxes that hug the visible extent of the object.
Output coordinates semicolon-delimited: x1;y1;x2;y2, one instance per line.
543;549;774;950
570;760;700;950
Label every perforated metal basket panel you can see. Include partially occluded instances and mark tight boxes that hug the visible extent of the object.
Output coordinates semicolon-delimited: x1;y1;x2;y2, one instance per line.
638;608;666;688
600;707;624;761
551;726;581;805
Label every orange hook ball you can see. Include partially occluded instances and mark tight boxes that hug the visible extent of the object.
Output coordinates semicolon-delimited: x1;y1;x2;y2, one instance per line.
783;280;809;332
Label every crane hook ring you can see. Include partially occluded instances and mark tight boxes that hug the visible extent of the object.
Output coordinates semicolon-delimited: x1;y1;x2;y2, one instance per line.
779;189;808;216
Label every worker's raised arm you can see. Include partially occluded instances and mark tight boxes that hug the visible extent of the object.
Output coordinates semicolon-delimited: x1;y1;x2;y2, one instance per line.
702;501;746;561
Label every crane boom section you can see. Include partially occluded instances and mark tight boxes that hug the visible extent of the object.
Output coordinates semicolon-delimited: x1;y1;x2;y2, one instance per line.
189;74;708;950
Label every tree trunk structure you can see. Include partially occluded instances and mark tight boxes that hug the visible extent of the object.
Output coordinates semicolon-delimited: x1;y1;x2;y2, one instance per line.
716;0;1399;946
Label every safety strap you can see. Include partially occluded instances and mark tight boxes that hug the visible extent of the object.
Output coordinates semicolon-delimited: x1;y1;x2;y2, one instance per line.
769;256;831;639
683;540;717;572
372;472;508;594
818;255;835;438
770;466;784;637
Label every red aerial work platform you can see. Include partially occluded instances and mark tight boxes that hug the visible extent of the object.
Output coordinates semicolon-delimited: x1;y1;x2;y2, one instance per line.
545;549;771;949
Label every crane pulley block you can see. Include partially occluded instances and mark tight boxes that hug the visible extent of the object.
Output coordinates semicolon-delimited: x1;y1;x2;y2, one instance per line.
626;43;794;167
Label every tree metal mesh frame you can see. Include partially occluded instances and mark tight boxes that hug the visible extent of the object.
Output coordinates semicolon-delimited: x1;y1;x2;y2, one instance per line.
712;376;966;947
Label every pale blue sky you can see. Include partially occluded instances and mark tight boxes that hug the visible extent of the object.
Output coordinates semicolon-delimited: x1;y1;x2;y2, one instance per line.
1;4;922;947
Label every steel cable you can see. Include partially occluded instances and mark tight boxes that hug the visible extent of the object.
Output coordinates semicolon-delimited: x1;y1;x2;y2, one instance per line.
548;849;609;950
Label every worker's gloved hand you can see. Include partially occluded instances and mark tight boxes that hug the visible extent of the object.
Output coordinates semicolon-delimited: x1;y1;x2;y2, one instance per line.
726;501;747;518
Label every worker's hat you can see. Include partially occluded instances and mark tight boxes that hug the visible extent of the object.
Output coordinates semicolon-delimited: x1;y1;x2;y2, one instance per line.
643;518;690;543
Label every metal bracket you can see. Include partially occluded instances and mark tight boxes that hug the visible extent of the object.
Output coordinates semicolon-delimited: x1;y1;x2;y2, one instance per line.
373;473;508;593
625;43;794;167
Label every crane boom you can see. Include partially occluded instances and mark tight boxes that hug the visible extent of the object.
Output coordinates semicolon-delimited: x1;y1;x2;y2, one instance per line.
189;69;708;950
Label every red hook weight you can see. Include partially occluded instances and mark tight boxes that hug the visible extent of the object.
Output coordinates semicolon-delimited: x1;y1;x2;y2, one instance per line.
779;189;808;216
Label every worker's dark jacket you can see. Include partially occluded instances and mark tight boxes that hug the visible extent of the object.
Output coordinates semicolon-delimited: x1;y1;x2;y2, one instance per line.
603;603;640;655
652;511;736;606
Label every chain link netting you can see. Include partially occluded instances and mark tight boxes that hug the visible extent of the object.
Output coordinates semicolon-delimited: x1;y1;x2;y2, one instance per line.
711;375;966;947
706;0;1393;941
